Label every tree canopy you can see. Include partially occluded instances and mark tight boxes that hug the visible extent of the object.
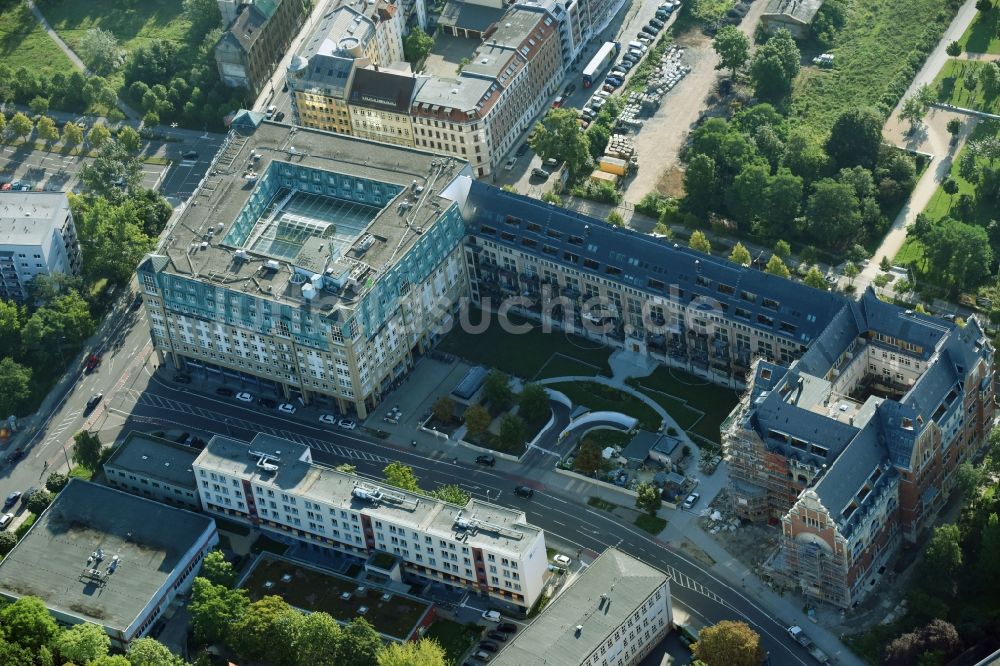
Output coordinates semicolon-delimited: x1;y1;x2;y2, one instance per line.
713;26;750;77
692;620;764;666
376;638;448;666
71;430;103;471
529;108;590;175
749;29;801;100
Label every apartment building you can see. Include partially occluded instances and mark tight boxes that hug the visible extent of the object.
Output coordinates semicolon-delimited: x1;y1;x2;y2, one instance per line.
103;432;200;510
215;0;305;96
348;66;421;147
411;76;496;176
492;548;673;666
287;1;404;133
138;122;472;419
194;433;548;610
726;291;994;608
0;192;81;301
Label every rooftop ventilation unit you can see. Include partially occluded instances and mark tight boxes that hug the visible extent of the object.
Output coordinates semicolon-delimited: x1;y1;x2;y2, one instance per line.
352;482;416;507
264;259;281;272
354;234;376;256
249;449;281;473
453;512;524;540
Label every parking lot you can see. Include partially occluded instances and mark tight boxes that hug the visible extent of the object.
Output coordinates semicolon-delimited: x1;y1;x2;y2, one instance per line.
0;142;165;194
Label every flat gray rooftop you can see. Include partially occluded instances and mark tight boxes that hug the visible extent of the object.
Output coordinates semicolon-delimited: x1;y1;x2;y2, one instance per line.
104;432;199;490
0;192;69;246
0;480;214;632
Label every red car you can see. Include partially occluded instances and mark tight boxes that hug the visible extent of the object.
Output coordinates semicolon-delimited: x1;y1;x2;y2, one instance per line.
84;353;101;373
551;96;564;108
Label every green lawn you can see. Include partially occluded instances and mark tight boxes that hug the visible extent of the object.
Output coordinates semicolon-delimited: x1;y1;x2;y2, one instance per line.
627;366;740;444
549;381;662;430
933;59;1000;114
36;0;192;53
0;0;76;76
424;620;481;665
893;237;928;273
438;308;612;379
790;0;960;134
634;514;667;534
958;8;1000;54
587;496;621;511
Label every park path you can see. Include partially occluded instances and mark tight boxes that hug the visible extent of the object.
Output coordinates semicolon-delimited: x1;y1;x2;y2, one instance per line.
23;0;141;120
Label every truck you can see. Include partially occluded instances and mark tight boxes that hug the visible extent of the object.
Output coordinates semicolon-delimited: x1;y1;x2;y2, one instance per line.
583;42;620;88
787;626;830;664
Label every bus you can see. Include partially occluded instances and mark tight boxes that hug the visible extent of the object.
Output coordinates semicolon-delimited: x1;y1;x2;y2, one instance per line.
582;42;620;88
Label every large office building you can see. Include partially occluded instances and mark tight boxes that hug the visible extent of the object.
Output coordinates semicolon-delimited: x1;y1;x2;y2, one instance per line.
215;0;306;96
0;192;81;301
0;480;217;648
138;120;994;612
194;433;548;610
103;432;201;510
492;548;673;666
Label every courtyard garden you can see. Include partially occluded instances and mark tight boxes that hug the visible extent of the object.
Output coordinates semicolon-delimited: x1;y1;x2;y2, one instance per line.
458;372;552;455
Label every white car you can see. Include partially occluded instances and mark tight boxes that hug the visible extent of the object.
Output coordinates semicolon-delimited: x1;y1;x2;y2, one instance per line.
553;554;572;566
682;492;700;510
278;403;297;414
338;419;357;430
504;157;516;171
235;392;253;402
319;414;338;425
482;610;501;622
0;512;13;530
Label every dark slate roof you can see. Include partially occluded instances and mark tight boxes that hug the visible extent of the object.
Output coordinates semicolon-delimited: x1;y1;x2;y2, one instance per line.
349;68;418;113
464;183;847;346
621;430;660;461
856;290;951;361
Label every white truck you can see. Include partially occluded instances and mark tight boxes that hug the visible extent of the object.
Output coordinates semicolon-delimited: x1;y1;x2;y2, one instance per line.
787;626;831;664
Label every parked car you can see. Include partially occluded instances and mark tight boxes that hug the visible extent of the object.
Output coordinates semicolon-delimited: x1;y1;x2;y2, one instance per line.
338;418;357;430
478;642;499;653
486;631;508;642
84;393;103;413
5;449;24;464
84;353;101;373
278;403;297;414
514;485;534;498
682;492;701;509
0;513;13;530
642;25;658;35
481;610;502;622
611;67;628;78
476;454;496;467
275;111;286;122
564;83;576;96
531;167;550;179
504;157;516;171
235;391;253;402
319;414;338;425
497;622;518;634
174;374;192;384
553;554;572;566
650;18;665;29
3;492;21;508
259;397;278;409
472;651;492;663
515;143;529;157
216;387;235;396
266;105;277;118
551;96;564;108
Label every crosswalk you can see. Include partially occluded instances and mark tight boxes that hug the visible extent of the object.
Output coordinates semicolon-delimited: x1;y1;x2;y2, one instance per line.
127;391;390;463
663;564;730;607
42;412;81;448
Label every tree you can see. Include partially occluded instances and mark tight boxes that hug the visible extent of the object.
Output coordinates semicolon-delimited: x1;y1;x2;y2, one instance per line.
464;404;491;439
79;28;121;74
942;178;959;202
978;512;1000;590
92;656;131;666
117;126;142;155
946;41;962;57
764;254;790;278
62;122;83;151
725;162;769;223
431;395;455;424
200;550;237;587
0;596;59;650
884;619;962;666
21;291;95;362
689;230;712;254
188;577;249;644
126;637;188;666
25;488;52;515
0;300;22;359
143;111;160;127
683;154;718;216
900;93;928;132
713;25;750;77
293;612;342;666
922;523;963;595
980;62;1000;98
231;596;301;665
518;384;550;423
80;138;143;199
183;0;223;36
843;261;860;286
334;463;357;474
498;414;526;450
429;484;470;505
635;482;661;516
0;531;17;555
804;266;828;290
28;96;48;115
340;617;382;666
0;358;31;417
403;27;434;65
978;0;994;10
74;197;155;284
773;240;791;259
383;461;420;493
35;116;58;144
0;114;5;138
529;108;590;175
483;370;514;410
53;623;110;664
692;620;764;666
376;638;447;666
43;472;67;496
8;112;32;143
87;124;111;150
921;218;993;292
606;210;625;226
826;107;884;170
761;169;803;236
947;118;962;140
729;242;751;266
573;437;603;474
807;178;862;249
879;255;892;271
72;430;103;471
749;29;801;100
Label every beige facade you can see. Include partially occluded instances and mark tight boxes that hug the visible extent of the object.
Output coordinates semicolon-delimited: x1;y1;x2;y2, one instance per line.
292;90;353;134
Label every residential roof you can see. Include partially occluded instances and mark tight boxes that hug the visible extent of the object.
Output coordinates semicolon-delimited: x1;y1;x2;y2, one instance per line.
621;430;659;462
349;67;419;113
0;192;70;247
103;432;199;490
762;0;826;24
412;74;495;114
225;2;275;52
196;434;542;557
0;480;215;633
491;549;669;666
287;2;375;97
438;0;504;32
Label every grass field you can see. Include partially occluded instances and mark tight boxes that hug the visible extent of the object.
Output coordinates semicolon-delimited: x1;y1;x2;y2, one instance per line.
424;620;480;665
958;8;1000;54
634;514;667;534
36;0;191;53
933;59;1000;114
627;366;740;443
920;120;999;225
790;0;960;135
0;0;75;76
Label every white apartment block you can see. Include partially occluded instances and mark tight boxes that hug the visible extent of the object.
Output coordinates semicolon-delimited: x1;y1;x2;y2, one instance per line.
193;433;549;610
492;548;673;666
0;192;82;301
